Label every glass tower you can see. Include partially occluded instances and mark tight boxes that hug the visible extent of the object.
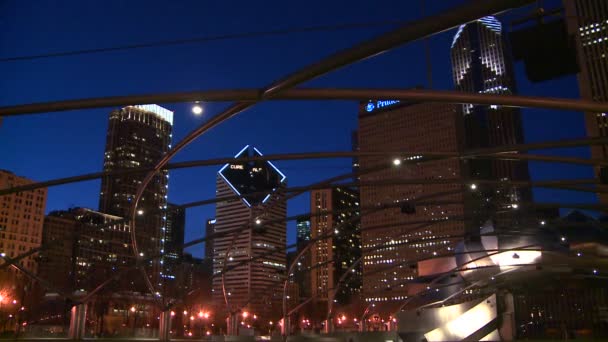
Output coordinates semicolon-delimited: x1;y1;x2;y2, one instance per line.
451;16;531;230
99;104;173;291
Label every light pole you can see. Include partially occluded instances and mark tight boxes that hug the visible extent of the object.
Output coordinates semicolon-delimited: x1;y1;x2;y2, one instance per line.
130;306;137;336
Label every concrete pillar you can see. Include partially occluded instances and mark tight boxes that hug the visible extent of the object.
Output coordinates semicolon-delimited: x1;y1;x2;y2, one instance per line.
323;319;333;334
68;304;87;340
158;311;172;342
359;319;366;332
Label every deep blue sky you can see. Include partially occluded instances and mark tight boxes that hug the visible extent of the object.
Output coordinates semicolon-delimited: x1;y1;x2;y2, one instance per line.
0;0;595;257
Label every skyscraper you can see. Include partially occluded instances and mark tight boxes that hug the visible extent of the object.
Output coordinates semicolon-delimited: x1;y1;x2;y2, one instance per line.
98;104;173;288
451;16;531;229
564;0;608;203
309;187;361;305
295;217;312;299
211;145;287;320
358;101;465;305
205;218;216;260
296;218;311;247
163;203;185;292
0;170;47;287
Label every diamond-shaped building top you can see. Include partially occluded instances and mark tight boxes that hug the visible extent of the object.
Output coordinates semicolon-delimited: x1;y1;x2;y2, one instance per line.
218;145;286;207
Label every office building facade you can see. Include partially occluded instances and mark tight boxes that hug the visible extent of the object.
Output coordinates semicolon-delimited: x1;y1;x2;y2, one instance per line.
0;170;47;286
310;187;361;305
358;101;465;305
295;217;311;299
163;203;185;293
98;104;173;289
564;0;608;204
211;146;287;320
40;208;129;292
205;218;216;260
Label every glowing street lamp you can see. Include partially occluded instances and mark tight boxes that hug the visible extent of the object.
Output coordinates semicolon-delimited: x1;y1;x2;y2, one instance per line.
192;102;203;115
393;158;402;166
130;306;136;313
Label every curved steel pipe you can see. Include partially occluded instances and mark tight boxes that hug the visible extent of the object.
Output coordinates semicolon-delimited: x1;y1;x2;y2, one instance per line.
5;88;608;117
2;136;607;197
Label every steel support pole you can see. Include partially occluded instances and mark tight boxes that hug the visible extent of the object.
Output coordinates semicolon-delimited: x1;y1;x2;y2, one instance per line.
68;304;86;340
226;312;238;336
158;311;172;342
281;316;290;336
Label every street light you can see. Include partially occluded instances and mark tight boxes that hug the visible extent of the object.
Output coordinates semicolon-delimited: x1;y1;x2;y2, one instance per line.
192;102;203;115
393;158;402;166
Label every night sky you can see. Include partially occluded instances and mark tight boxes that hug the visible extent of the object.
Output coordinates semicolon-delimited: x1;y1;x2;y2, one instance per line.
0;0;596;257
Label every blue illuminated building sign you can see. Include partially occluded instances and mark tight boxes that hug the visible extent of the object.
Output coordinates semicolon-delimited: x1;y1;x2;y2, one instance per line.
365;100;401;113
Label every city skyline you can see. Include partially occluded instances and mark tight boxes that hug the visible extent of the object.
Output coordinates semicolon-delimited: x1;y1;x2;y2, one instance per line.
1;0;608;339
0;0;597;258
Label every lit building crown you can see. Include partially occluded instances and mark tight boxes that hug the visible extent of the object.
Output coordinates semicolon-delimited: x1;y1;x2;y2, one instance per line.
218;145;286;207
129;104;174;125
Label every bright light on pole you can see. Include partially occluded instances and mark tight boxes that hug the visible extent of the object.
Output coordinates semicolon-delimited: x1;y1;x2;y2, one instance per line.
192;102;203;115
393;158;401;166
